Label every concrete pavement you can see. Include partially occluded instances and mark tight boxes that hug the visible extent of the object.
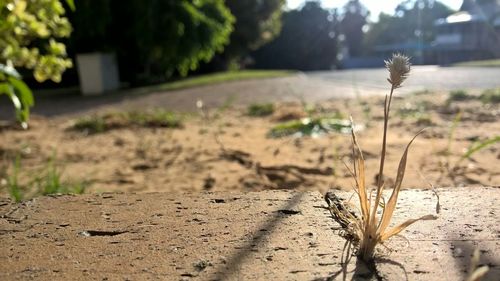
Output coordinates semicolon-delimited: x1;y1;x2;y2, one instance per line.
1;187;498;280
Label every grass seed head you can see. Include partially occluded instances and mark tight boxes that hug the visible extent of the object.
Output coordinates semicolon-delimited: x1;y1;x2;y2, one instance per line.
385;53;411;88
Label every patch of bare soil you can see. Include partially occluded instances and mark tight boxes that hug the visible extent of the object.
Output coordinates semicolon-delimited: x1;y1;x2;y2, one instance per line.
0;91;499;198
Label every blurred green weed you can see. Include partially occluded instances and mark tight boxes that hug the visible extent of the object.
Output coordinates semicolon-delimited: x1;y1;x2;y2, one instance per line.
448;90;473;102
268;116;352;138
247;103;275;117
479;88;500;104
3;153;88;202
72;110;182;134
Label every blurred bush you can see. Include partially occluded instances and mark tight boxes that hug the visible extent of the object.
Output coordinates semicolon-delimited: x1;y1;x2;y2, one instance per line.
69;0;234;84
252;1;339;70
0;0;73;127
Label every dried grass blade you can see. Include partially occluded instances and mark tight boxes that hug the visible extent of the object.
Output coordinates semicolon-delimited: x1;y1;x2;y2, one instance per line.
378;131;423;234
380;214;437;241
350;119;370;222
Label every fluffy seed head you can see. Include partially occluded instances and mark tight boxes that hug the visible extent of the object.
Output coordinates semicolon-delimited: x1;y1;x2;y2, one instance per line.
385;54;411;88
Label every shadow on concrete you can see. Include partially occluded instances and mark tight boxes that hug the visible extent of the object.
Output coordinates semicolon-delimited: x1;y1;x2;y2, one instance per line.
339;240;356;281
316;246;409;281
211;192;305;280
313;240;355;281
373;257;409;281
451;240;500;281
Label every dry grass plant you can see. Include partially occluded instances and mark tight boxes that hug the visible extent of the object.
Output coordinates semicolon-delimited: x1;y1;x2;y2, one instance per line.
329;54;437;262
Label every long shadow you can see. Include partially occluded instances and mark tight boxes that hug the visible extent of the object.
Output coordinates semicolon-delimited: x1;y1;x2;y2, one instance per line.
372;257;409;281
318;246;409;281
211;192;305;281
319;240;355;281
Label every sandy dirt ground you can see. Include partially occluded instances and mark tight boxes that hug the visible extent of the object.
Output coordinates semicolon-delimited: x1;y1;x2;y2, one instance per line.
1;90;498;198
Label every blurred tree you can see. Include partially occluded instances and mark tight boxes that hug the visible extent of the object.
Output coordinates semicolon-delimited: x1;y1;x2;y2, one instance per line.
0;0;73;128
69;0;234;84
252;1;339;70
364;0;453;53
66;0;112;53
208;0;286;70
339;0;369;57
0;0;73;82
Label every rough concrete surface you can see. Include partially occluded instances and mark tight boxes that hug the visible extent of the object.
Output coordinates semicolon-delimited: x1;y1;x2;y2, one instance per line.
0;187;498;281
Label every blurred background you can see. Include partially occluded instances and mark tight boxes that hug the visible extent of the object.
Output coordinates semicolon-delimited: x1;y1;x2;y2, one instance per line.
6;0;500;90
0;0;499;200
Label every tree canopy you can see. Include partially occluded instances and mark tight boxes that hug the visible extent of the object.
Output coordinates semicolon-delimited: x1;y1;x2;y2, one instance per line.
0;0;73;82
364;0;453;53
340;0;369;57
69;0;234;84
0;0;73;127
215;0;285;69
253;1;339;71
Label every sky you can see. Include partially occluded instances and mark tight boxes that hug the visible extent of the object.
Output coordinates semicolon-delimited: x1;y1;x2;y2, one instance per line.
287;0;463;21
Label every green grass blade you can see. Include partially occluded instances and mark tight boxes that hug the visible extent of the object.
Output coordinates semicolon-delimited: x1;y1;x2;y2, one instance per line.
7;155;23;202
461;136;500;160
65;0;75;11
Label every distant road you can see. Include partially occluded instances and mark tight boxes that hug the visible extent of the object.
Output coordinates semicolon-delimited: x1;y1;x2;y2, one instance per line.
1;66;499;118
309;66;500;95
113;65;499;112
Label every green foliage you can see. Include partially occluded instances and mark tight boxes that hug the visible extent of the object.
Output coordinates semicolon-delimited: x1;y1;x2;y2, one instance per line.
397;101;429;119
268;117;352;138
35;154;86;196
0;0;73;127
0;65;34;128
127;110;183;128
6;155;22;202
0;0;73;82
254;1;339;70
158;70;293;91
340;0;369;57
479;88;500;104
448;90;472;101
4;153;87;203
247;103;275;117
66;0;111;53
364;0;453;54
72;115;107;134
226;0;284;52
70;0;234;83
460;136;500;161
212;0;285;69
72;110;183;134
445;88;500;105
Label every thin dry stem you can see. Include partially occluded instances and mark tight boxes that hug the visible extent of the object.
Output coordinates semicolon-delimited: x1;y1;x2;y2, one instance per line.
371;86;395;234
